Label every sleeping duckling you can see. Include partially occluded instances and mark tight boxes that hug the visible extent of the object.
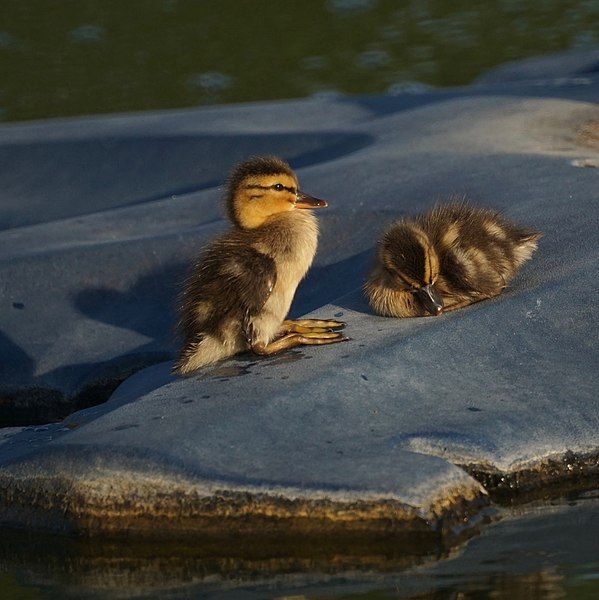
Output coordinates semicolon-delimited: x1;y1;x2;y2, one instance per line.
174;156;347;375
365;203;542;317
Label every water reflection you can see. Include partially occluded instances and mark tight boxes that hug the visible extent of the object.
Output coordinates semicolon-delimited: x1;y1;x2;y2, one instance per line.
0;530;444;599
0;495;598;599
1;1;597;122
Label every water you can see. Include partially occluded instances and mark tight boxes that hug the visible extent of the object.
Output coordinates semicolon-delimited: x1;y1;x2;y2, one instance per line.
1;1;598;122
1;492;598;599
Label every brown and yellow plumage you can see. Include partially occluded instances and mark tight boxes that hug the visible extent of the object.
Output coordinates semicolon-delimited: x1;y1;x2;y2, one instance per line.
365;203;542;318
174;156;346;375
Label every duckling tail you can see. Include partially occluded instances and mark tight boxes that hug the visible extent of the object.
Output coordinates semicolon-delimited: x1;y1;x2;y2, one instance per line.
173;334;238;376
172;335;204;376
513;228;543;266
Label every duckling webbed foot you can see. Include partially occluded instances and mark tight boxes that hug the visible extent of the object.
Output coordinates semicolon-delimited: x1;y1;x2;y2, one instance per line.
250;331;348;356
281;319;346;334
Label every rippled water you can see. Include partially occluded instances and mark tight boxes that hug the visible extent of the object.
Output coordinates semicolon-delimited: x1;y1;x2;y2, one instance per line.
1;0;598;121
1;492;598;599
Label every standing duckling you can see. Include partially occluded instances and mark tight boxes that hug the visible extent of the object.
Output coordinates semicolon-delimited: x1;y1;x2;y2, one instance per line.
174;156;347;375
365;203;542;317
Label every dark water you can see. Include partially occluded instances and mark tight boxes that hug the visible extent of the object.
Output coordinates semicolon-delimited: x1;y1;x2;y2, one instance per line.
1;0;598;122
1;493;598;599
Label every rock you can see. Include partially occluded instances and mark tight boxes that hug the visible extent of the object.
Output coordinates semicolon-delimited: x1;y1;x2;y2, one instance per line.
0;53;598;536
475;48;599;84
0;373;486;536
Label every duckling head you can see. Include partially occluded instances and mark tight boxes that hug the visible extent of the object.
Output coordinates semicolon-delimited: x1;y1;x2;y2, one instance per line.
225;156;327;229
380;222;444;316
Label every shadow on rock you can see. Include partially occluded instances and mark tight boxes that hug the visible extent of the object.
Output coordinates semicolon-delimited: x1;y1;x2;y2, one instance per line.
0;261;189;426
0;328;35;384
73;260;188;344
0;352;172;427
2;218;379;426
0;131;373;231
291;249;374;316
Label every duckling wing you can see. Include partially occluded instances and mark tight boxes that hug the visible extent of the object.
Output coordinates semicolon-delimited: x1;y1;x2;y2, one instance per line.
216;247;276;315
177;244;276;350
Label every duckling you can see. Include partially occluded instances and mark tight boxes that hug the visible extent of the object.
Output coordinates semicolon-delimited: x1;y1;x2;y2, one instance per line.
365;202;542;317
173;156;347;375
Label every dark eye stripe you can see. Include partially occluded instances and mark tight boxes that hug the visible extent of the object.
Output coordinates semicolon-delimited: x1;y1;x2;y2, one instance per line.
245;184;296;193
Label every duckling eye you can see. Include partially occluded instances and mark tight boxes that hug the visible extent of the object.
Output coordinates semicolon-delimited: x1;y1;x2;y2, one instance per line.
273;183;284;191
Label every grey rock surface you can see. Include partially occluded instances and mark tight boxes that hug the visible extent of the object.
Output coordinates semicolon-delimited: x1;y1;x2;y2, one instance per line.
1;53;598;534
475;47;599;84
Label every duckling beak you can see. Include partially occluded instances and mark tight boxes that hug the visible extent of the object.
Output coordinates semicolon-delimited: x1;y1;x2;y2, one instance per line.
417;284;444;316
295;191;327;209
